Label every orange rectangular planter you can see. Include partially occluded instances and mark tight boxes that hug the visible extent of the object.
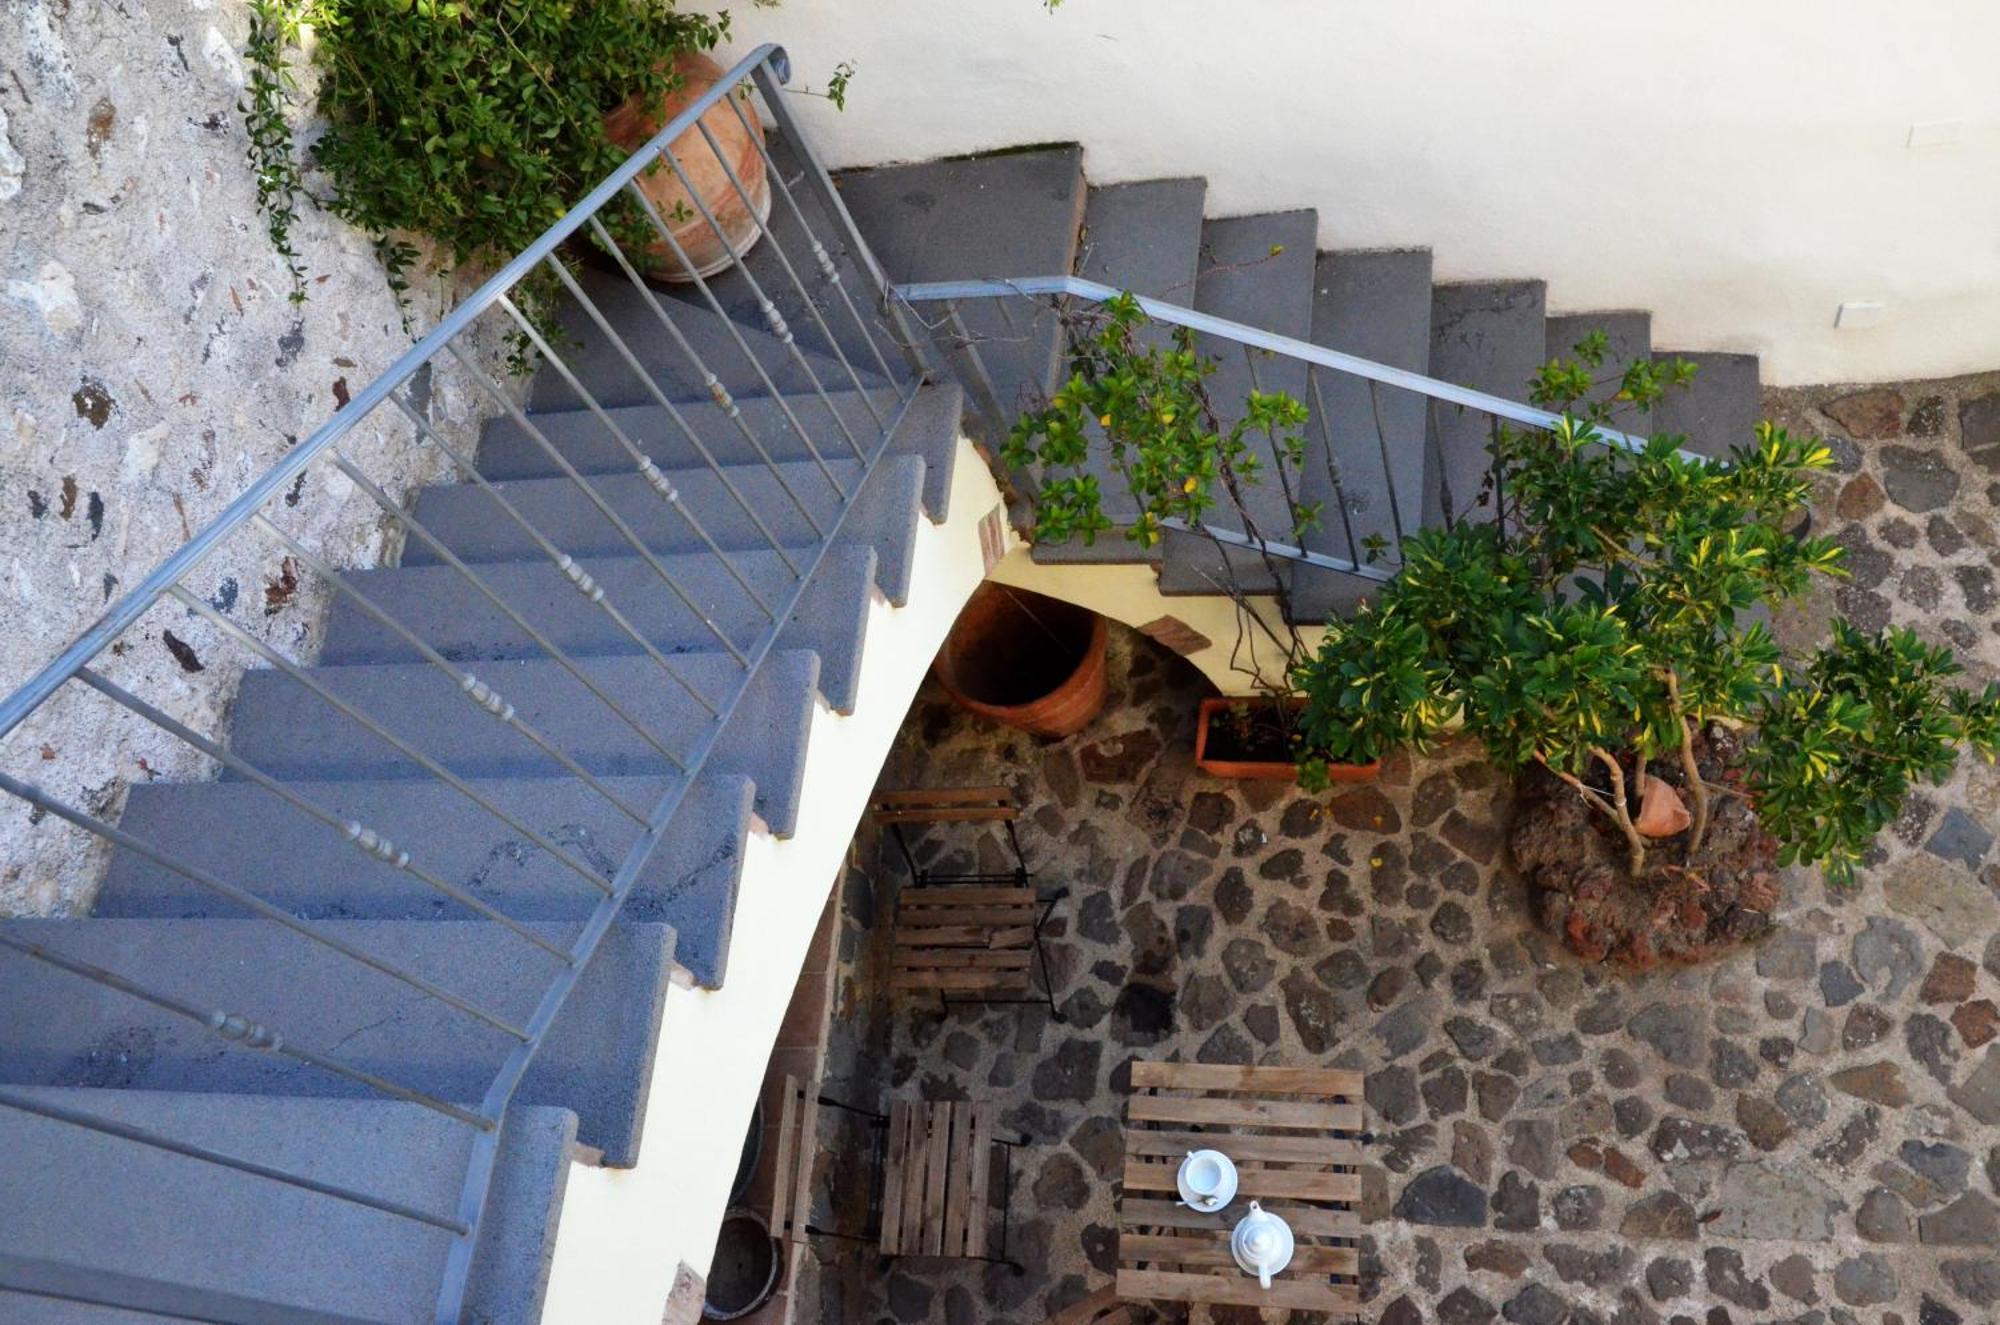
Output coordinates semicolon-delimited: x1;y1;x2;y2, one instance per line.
1192;697;1382;783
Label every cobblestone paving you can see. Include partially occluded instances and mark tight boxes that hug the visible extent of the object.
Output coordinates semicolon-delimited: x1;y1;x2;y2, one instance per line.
801;372;2000;1325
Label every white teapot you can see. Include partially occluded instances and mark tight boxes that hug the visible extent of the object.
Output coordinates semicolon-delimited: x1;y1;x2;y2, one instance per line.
1229;1200;1295;1288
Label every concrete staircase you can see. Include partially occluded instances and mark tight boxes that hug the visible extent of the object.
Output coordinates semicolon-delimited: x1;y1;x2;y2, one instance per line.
0;136;1761;1323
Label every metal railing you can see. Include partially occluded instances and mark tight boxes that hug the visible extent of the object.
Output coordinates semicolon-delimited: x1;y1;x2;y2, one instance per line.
895;274;1676;584
0;43;924;1324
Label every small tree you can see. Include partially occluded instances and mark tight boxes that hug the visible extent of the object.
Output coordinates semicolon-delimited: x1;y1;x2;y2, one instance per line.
1294;334;2000;883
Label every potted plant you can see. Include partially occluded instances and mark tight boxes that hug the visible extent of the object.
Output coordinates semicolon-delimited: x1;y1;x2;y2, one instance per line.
1004;293;1382;780
242;0;739;320
1292;333;2000;965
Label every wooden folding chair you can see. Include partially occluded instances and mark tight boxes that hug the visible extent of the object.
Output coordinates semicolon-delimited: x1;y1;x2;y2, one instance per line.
870;787;1067;1018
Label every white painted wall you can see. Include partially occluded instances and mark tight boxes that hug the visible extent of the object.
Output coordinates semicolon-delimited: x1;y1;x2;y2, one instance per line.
728;0;2000;386
540;436;1005;1321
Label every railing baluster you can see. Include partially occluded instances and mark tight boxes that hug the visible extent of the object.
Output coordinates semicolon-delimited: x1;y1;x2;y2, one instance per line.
162;589;625;884
387;393;721;717
1304;363;1363;568
73;668;574;962
0;1088;469;1231
690;115;882;424
0;929;492;1129
582;213;842;545
722;91;898;403
620;184;860;484
448;335;769;653
749;58;934;384
930;299;1009;445
542;254;834;538
1366;378;1409;550
0;771;530;1041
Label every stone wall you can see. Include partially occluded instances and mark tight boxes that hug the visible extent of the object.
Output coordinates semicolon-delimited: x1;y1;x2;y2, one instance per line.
0;2;508;916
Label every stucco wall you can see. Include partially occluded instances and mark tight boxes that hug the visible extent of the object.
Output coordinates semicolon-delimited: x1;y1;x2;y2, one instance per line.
0;2;504;916
726;0;1999;387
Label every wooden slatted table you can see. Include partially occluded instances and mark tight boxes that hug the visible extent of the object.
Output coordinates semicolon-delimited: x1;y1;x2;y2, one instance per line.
891;885;1041;997
1116;1062;1366;1314
878;1099;1015;1266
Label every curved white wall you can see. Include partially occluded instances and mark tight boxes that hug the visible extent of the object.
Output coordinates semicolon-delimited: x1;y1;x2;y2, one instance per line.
729;0;2000;386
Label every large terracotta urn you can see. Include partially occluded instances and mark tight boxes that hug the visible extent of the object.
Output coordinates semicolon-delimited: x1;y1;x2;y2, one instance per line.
602;52;770;282
933;584;1108;738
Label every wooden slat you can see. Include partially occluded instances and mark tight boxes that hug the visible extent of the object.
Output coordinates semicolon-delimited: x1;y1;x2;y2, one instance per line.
892;924;1034;949
891;948;1034;969
1122;1158;1361;1203
789;1092;818;1243
964;1104;992;1258
1123;1130;1365;1165
1115;1268;1360;1310
1128;1095;1364;1132
1129;1063;1364;1097
873;786;1014;808
896;905;1039;927
769;1077;802;1240
943;1102;975;1257
897;886;1037;907
1119;1198;1361;1238
921;1104;950;1256
891;968;1033;992
878;1101;912;1254
1117;1233;1358;1275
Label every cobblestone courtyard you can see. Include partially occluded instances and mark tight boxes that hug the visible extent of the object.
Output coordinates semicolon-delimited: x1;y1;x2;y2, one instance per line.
801;372;2000;1325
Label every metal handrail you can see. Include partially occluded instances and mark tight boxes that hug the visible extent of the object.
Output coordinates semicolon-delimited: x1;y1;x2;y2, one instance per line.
0;39;930;1323
895;273;1663;456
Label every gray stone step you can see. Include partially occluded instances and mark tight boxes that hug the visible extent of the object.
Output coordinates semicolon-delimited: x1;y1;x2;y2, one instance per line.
93;774;754;989
1156;210;1320;597
0;1088;571;1323
1651;349;1761;459
325;543;876;715
1288;248;1435;623
647;129;920;385
1545;310;1652;434
838;145;1088;436
0;918;673;1165
404;452;928;607
474;382;963;524
527;264;881;415
1425;280;1548;527
226;650;819;838
1032;177;1207;566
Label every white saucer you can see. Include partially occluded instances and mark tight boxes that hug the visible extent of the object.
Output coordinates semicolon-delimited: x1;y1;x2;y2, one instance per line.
1175;1151;1238;1212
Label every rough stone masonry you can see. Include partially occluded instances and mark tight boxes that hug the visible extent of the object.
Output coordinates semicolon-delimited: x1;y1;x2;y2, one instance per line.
0;2;509;915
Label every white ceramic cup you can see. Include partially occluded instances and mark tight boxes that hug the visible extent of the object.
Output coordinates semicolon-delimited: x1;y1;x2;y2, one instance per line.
1182;1149;1229;1203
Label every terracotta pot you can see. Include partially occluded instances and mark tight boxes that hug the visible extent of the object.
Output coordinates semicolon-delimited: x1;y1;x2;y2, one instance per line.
602;52;770;282
1193;697;1381;783
933;584;1107;738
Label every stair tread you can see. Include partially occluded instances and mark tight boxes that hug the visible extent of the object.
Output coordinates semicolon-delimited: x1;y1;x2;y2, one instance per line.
405;452;928;608
325;542;877;716
1288;248;1434;623
839;145;1088;427
1651;349;1760;459
527;264;881;415
0;918;672;1164
0;1088;571;1324
95;773;755;989
226;649;819;837
1156;210;1319;597
1545;310;1653;434
475;382;963;523
1425;279;1548;528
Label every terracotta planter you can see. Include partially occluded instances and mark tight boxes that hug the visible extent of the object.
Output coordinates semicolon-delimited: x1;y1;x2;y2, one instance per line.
934;584;1107;738
1193;697;1381;783
602;52;770;282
